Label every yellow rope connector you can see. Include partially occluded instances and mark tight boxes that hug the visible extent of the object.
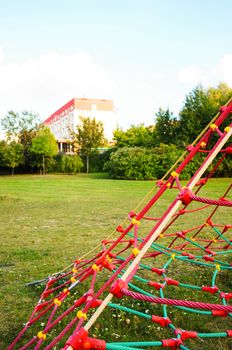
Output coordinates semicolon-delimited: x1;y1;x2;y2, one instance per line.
77;310;87;320
210;123;218;131
72;268;78;273
106;255;112;262
166;182;171;188
213;238;217;243
70;277;76;283
63;288;70;295
132;247;140;256
171;254;176;260
224;126;231;133
200;141;206;148
215;264;221;271
204;222;209;226
159;233;164;238
171;171;179;178
191;237;195;241
131;218;140;226
54;298;61;306
37;331;46;340
92;264;100;272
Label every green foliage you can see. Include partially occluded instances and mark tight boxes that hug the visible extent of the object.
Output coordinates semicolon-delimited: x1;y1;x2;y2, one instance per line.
30;126;58;173
72;117;105;173
73;117;105;154
154;108;178;145
2;141;24;175
105;145;208;180
61;155;83;174
0;140;7;167
81;149;113;173
1;110;41;169
1;110;40;141
176;83;232;146
113;124;154;148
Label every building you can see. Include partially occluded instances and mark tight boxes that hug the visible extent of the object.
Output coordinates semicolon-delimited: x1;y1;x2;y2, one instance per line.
44;98;116;153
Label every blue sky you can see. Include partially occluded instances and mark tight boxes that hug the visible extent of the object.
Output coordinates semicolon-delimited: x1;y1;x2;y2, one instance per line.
0;0;232;130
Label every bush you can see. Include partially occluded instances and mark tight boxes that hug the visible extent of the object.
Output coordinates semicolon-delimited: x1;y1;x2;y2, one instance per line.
104;147;159;180
104;145;215;180
61;155;83;174
81;149;113;173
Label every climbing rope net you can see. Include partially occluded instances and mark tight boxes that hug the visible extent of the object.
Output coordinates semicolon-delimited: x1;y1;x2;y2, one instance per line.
9;102;232;350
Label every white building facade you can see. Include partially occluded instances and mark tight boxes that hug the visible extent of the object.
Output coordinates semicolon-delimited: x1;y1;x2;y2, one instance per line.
44;98;116;152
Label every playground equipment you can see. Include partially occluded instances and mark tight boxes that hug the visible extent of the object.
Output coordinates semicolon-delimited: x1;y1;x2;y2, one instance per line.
9;101;232;350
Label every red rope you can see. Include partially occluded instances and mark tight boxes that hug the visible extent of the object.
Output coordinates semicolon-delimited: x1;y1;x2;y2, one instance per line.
190;192;232;207
122;288;232;312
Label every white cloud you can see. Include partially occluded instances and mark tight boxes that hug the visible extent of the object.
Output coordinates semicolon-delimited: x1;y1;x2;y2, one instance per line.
178;65;208;85
0;49;116;121
217;54;232;86
1;49;232;133
178;53;232;89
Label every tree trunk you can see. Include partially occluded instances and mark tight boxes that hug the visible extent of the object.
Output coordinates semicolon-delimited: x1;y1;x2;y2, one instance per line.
86;155;89;173
42;155;45;175
11;167;14;175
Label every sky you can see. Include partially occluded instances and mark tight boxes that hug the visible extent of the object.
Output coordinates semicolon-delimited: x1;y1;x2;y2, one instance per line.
0;0;232;133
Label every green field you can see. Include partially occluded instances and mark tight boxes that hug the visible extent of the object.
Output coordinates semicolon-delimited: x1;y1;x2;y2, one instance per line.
0;174;231;349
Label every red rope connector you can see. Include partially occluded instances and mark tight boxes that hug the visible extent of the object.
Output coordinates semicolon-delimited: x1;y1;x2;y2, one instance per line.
206;218;213;226
204;248;215;255
227;330;232;337
110;279;126;298
181;331;198;340
35;301;50;311
203;255;215;262
196;178;207;186
151;267;166;276
181;252;195;259
96;256;116;272
164;278;179;286
220;292;232;301
152;315;171;327
65;327;88;350
202;286;219;294
162;338;182;348
178;188;193;206
116;225;124;233
178;209;185;215
224;146;232;154
148;281;165;290
82;338;106;350
42;289;53;298
176;231;186;239
220;105;228;112
212;310;228;317
186;145;194;152
156;180;165;188
47;279;56;287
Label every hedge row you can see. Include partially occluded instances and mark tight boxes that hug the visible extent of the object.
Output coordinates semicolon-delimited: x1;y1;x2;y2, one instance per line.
104;144;232;180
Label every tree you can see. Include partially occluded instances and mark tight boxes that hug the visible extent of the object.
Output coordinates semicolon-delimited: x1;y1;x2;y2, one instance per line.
176;83;232;146
73;117;105;173
1;110;41;169
1;110;40;141
3;141;24;175
0;140;7;168
154;108;178;145
61;155;83;174
30;126;58;174
113;124;154;148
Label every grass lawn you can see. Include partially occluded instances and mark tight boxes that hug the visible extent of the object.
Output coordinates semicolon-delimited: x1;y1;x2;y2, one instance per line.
0;174;231;349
